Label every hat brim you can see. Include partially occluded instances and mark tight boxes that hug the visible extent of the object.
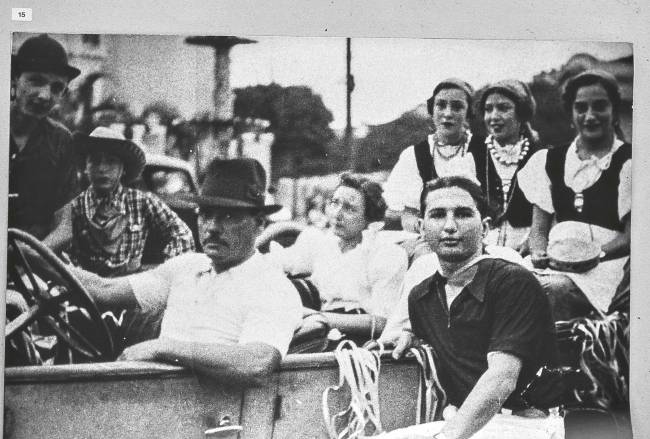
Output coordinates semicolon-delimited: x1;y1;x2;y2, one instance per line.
74;132;145;183
178;193;282;214
12;54;81;80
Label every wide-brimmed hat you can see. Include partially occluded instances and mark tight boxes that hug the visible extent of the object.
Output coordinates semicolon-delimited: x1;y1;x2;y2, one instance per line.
426;78;475;118
73;127;145;183
478;79;537;122
184;158;282;214
547;221;602;273
12;34;81;80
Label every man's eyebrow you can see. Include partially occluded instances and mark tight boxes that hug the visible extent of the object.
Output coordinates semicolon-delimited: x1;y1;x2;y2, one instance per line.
455;206;478;214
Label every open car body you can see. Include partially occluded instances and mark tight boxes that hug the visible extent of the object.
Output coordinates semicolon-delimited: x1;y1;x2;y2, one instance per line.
3;227;632;438
4;353;422;438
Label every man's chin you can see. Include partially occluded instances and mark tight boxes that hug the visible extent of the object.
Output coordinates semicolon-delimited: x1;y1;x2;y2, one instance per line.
436;249;473;263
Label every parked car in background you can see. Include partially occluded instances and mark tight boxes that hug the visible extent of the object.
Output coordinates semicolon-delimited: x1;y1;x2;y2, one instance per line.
129;154;201;262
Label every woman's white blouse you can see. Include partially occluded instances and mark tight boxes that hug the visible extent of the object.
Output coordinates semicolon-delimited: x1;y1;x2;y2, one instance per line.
269;225;408;318
518;137;631;221
383;134;479;211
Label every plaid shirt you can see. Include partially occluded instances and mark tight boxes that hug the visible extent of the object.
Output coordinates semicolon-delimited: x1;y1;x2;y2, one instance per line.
70;185;195;276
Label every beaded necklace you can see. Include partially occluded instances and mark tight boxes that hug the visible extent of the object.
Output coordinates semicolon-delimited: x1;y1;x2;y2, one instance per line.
485;134;530;165
433;131;471;160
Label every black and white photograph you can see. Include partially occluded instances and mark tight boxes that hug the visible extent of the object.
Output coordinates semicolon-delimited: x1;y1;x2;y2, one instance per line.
2;3;647;437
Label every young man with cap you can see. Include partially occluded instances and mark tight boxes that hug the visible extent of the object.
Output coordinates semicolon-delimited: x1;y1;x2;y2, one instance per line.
385;176;558;439
9;34;81;239
41;126;195;277
69;158;303;384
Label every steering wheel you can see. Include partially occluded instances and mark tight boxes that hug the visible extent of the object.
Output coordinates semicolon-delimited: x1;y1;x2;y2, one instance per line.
5;228;115;362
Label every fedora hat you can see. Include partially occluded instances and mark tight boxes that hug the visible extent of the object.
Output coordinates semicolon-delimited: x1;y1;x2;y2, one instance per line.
12;34;81;80
184;158;282;214
73;127;146;183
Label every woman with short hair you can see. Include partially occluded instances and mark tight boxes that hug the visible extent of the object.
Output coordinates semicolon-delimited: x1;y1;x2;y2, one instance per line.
270;173;408;340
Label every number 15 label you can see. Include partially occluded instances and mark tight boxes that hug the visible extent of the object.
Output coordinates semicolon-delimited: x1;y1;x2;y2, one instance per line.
12;8;32;21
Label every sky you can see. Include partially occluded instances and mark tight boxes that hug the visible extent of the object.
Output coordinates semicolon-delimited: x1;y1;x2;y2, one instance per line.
228;37;632;130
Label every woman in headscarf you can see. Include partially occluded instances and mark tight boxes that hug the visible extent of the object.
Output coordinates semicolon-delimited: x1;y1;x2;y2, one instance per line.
518;70;631;320
383;78;482;233
474;79;543;250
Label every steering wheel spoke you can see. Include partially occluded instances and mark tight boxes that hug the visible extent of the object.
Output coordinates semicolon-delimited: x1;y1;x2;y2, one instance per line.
8;237;47;297
5;303;43;338
44;314;103;359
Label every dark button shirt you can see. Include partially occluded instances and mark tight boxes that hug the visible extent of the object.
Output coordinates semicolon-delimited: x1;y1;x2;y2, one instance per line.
9;117;80;239
408;258;558;409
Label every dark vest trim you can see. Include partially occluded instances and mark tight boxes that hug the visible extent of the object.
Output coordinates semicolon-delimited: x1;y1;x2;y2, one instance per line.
545;142;631;231
470;137;539;228
414;138;435;183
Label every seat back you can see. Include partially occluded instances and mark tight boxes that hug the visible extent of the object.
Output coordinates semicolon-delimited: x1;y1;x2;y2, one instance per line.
287;314;329;354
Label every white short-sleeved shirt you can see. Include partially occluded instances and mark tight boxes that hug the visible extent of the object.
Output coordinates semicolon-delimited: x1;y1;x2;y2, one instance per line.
383;134;479;211
379;246;525;343
128;252;303;357
518;137;631;221
270;225;408;318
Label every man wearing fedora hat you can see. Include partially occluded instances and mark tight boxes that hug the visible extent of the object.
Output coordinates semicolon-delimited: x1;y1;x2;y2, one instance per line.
41;126;195;277
9;34;82;239
66;158;302;384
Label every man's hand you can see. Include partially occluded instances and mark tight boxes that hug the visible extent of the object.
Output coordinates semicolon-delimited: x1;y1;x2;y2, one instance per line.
530;252;550;269
117;339;166;362
392;331;419;359
400;210;421;234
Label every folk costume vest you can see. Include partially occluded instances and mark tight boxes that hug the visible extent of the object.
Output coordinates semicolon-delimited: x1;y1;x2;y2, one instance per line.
413;135;484;208
545;142;631;231
470;138;537;228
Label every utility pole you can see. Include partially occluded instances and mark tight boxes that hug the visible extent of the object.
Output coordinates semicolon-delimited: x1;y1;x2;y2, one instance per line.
345;38;355;171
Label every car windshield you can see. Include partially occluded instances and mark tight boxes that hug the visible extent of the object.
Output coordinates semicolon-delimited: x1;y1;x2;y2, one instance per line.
141;167;195;195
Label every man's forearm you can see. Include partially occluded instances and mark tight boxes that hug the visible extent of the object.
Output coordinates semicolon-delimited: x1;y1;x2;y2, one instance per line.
440;353;521;439
321;312;387;337
144;339;281;386
70;267;136;310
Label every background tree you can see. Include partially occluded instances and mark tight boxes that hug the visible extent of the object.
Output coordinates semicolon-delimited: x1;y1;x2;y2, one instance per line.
234;83;336;178
354;109;430;172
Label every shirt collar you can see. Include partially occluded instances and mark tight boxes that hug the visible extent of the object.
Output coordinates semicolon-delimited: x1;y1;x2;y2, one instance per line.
89;183;125;205
568;136;624;170
197;250;262;277
414;254;496;302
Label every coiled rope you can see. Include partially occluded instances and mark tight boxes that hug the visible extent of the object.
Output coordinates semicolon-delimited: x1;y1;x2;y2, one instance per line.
323;340;384;438
409;344;447;423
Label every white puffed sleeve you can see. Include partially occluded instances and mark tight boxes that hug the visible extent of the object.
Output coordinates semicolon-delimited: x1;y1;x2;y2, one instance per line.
518;149;554;214
383;145;423;211
618;159;632;220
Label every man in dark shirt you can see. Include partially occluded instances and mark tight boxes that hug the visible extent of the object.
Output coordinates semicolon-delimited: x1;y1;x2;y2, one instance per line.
392;176;557;439
9;34;81;239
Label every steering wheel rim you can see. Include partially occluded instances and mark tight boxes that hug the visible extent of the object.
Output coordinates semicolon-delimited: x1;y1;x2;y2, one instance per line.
5;228;115;362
